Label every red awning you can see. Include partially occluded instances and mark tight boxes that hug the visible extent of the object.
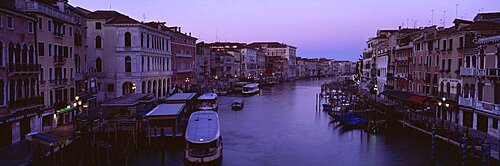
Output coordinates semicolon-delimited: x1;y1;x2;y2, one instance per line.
406;95;428;104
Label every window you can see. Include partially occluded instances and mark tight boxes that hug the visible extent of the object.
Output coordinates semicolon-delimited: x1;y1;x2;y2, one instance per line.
0;15;3;27
141;33;144;47
69;26;72;36
38;42;44;56
28;21;34;33
49;68;52;81
95;36;102;48
40;67;44;81
436;55;439;67
48;20;52;32
96;58;102;72
0;42;3;66
48;44;52;57
107;84;114;92
494;119;498;129
449;39;453;51
125;56;131;72
38;17;43;30
7;16;13;29
447;59;452;71
95;22;102;29
125;32;131;47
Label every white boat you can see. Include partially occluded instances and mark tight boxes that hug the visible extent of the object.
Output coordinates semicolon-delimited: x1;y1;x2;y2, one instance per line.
185;111;223;164
232;82;250;93
197;93;218;110
242;83;260;94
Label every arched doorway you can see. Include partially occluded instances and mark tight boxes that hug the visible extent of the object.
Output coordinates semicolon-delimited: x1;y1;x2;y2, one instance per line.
122;82;135;96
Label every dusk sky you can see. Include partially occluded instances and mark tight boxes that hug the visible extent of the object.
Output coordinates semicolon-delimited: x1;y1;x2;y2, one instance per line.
72;0;500;61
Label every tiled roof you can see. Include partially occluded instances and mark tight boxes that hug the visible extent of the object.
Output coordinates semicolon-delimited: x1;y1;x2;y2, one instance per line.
87;10;140;24
476;12;500;19
248;42;293;48
460;21;500;31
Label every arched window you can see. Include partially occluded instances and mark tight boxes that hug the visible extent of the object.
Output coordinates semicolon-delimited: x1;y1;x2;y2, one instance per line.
478;83;483;101
472;56;477;68
96;58;102;72
456;83;461;97
95;36;102;48
0;80;4;105
15;43;21;64
465;56;470;68
0;42;3;66
440;82;444;93
125;56;131;72
29;45;34;64
464;84;469;98
446;82;451;96
142;81;146;94
470;84;476;99
125;32;131;47
22;44;28;64
8;42;14;65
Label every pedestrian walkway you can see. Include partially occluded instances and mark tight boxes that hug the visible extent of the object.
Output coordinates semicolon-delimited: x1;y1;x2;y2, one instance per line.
364;91;500;160
0;124;75;165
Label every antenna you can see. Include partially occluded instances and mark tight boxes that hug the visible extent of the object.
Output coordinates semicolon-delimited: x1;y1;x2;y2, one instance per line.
455;4;458;18
109;4;111;10
464;12;467;20
444;11;447;25
143;14;145;22
431;9;434;25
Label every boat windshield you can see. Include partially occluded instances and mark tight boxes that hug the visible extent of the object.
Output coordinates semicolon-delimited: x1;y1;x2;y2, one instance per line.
188;139;219;156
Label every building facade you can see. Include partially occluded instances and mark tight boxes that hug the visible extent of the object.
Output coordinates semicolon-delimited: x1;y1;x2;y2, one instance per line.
169;27;197;91
86;11;173;101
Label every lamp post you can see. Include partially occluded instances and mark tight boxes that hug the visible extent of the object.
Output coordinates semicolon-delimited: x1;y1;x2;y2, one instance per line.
214;75;219;91
438;97;449;129
185;77;190;92
132;83;136;94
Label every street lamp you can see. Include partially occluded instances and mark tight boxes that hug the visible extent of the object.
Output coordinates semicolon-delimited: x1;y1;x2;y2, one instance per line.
438;97;449;128
132;83;136;93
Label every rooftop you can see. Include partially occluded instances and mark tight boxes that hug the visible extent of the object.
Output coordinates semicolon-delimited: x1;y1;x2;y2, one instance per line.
146;104;185;117
185;111;220;143
165;93;197;101
101;94;155;107
198;93;218;100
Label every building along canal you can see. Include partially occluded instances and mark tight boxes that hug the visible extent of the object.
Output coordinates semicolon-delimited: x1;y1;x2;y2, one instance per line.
130;78;464;166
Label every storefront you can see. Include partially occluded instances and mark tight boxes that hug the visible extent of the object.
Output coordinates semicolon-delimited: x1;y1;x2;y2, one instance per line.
0;110;38;148
56;107;76;126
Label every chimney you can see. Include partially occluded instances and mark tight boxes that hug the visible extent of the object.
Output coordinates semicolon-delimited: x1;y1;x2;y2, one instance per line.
189;32;191;36
57;0;66;13
177;27;181;32
398;26;401;30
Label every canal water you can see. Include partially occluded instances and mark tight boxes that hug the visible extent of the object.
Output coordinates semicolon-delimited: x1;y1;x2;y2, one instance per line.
132;78;460;166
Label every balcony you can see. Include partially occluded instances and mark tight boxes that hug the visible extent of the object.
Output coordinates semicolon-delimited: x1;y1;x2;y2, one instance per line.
53;32;63;38
115;46;170;54
475;101;500;115
8;96;43;111
24;1;76;24
486;68;500;77
90;72;105;78
435;92;459;101
175;53;193;58
460;67;486;76
8;64;41;74
54;56;67;65
459;97;474;107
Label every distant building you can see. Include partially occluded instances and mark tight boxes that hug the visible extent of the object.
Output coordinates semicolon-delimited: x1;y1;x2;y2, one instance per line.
248;42;297;79
168;26;197;91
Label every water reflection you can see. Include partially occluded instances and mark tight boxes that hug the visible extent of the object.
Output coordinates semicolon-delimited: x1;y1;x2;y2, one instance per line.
132;78;459;166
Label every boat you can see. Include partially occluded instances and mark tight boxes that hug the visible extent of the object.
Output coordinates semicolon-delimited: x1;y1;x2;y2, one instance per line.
185;111;223;164
322;103;333;111
242;83;260;94
218;90;228;96
197;93;218;111
231;98;244;110
232;82;250;93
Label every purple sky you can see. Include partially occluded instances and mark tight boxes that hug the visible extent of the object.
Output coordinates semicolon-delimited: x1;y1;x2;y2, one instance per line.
72;0;500;61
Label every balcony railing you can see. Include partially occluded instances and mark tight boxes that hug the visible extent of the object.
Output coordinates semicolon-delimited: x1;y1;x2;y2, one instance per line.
459;97;474;107
8;64;41;73
115;46;170;54
475;101;500;115
9;96;43;111
175;53;193;58
435;92;459;101
460;67;486;76
486;68;500;77
24;1;76;24
54;56;66;65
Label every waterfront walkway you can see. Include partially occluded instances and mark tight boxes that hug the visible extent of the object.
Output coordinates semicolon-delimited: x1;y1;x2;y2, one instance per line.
0;124;75;166
363;92;500;160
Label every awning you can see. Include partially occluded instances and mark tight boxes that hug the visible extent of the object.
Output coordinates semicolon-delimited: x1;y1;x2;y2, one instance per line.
26;132;65;146
391;90;413;100
381;90;394;97
56;107;76;114
406;95;429;104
